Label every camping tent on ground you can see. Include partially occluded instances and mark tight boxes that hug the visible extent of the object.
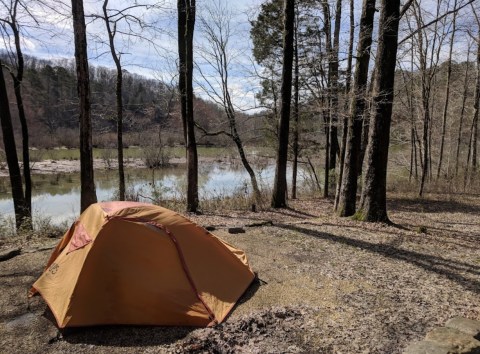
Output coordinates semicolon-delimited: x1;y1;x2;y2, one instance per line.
30;201;255;328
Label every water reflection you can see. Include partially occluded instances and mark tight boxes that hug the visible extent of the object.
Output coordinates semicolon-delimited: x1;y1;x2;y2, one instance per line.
0;162;306;224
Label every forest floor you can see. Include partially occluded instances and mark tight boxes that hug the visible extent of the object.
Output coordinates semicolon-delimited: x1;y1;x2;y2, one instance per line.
0;193;479;353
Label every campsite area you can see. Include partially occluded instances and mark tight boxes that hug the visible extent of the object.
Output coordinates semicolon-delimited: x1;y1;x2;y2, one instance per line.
1;194;479;353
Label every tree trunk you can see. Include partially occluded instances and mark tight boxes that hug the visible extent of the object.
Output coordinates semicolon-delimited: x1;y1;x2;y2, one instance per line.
328;0;342;171
419;88;430;197
323;107;330;198
232;134;262;204
9;6;32;227
408;48;418;181
177;1;188;147
472;35;480;174
416;7;430;197
223;90;262;206
178;0;198;212
321;1;331;197
292;7;299;200
271;0;295;208
357;0;401;223
330;0;342;163
0;61;27;230
102;0;125;201
337;0;376;217
185;0;198;212
12;78;31;227
436;11;455;180
455;53;471;176
334;0;355;210
71;0;97;212
359;63;376;175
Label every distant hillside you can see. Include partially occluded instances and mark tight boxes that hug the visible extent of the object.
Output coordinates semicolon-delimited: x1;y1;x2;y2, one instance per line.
0;53;256;149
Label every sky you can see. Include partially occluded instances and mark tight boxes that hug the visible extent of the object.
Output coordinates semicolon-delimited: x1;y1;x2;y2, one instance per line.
1;0;266;110
1;0;477;110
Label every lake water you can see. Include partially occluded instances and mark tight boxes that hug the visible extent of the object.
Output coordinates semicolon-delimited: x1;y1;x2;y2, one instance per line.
0;162;312;225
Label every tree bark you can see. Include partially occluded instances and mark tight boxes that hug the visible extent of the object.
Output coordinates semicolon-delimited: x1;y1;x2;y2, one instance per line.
177;0;188;147
271;0;295;208
71;0;97;212
357;0;401;223
292;5;299;200
321;1;331;197
455;54;471;176
337;0;376;217
409;47;418;181
0;61;27;230
334;0;355;210
471;33;480;174
185;0;198;212
359;63;376;175
328;0;341;172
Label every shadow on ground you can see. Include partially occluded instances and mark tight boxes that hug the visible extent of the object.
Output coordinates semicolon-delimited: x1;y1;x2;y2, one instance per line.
276;223;480;294
61;279;261;348
62;324;193;347
389;197;480;214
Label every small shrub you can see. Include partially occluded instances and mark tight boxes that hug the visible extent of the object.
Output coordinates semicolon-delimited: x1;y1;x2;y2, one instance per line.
111;185;141;202
99;148;115;169
33;216;65;238
141;145;171;168
0;216;17;239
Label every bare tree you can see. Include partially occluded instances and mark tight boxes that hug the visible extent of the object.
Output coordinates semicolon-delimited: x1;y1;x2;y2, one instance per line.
436;0;457;178
320;0;341;198
90;1;161;200
0;0;34;226
101;0;125;200
455;41;472;176
178;0;198;212
197;1;262;206
411;0;448;196
291;1;299;199
272;0;295;208
72;0;97;211
334;0;355;208
0;60;27;230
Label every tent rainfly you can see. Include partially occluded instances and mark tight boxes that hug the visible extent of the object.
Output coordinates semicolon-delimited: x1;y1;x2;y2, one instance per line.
30;201;255;328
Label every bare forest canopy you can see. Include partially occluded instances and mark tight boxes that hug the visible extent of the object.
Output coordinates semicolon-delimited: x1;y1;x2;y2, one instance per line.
0;53;255;149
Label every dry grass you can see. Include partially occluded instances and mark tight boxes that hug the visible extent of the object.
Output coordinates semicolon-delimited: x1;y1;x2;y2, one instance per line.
0;194;479;353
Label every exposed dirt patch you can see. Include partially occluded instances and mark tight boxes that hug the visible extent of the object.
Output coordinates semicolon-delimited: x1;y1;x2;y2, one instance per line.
1;194;479;353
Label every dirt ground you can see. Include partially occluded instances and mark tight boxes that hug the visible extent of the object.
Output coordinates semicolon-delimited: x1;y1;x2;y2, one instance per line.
0;194;479;353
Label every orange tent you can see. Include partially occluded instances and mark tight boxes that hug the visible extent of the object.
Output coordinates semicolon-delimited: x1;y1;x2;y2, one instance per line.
30;201;255;328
